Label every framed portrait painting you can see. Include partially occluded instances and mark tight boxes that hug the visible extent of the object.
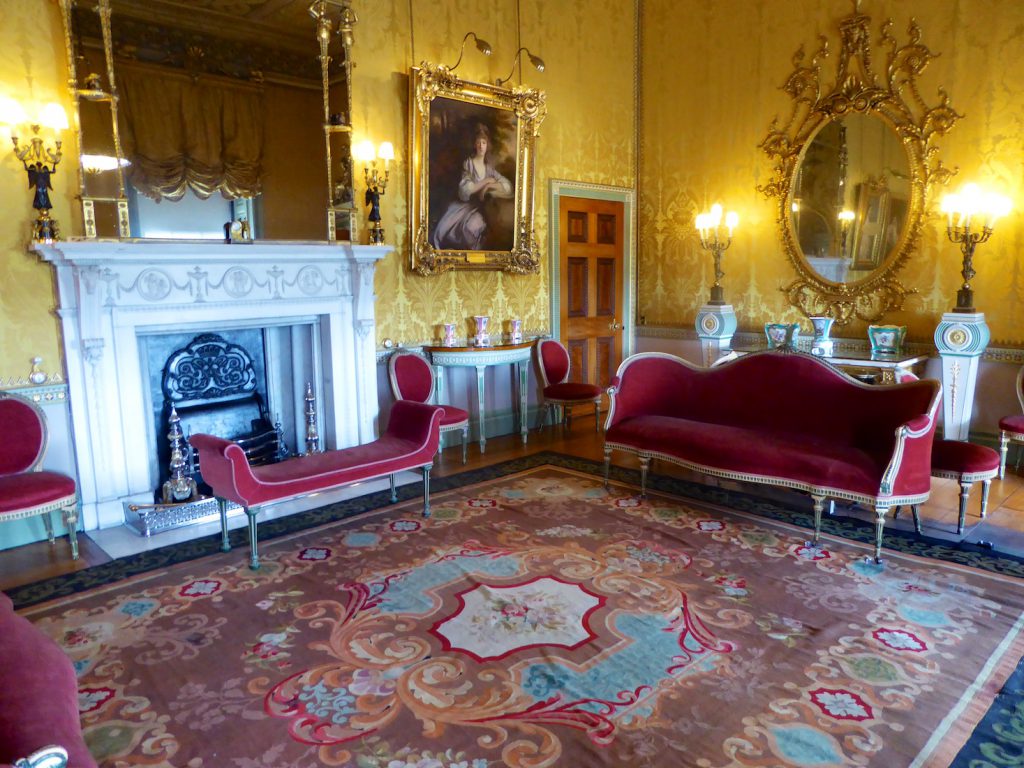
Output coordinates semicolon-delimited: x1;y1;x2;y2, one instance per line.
409;63;546;275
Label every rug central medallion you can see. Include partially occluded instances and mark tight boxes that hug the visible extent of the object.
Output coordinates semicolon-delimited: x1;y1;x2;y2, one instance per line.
429;576;603;661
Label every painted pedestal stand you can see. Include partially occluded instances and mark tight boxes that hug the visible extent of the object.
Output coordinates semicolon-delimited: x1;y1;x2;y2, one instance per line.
934;311;990;440
696;304;737;367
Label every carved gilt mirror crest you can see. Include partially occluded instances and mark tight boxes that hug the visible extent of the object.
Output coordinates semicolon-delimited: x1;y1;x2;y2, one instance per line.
760;1;960;324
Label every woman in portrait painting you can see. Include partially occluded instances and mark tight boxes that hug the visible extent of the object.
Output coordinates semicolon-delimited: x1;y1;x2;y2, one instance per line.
431;123;512;250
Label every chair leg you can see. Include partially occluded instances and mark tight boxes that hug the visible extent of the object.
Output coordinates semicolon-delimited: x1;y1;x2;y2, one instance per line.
245;506;261;570
461;425;468;464
562;405;570;430
594;402;601;432
390;474;398;503
42;511;55;543
422;466;432;518
603;446;612;489
911;504;922;535
639;455;650;499
218;497;231;552
957;480;971;535
1000;432;1010;479
61;502;80;561
872;506;887;564
981;479;992;518
810;495;826;545
892;505;901;519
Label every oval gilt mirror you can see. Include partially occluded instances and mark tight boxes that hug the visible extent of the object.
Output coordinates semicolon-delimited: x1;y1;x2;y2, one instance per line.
760;6;960;324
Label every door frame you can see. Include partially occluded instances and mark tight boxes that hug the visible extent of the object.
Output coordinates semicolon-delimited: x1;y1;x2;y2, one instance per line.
548;179;636;359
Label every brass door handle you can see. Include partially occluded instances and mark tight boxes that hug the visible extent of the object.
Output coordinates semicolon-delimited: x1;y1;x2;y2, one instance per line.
608;318;622;331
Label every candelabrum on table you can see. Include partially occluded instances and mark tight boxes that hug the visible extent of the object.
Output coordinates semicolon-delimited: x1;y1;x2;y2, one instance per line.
694;203;739;366
695;203;738;306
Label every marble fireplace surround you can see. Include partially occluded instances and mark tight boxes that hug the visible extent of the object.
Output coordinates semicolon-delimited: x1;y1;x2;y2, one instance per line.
34;240;390;531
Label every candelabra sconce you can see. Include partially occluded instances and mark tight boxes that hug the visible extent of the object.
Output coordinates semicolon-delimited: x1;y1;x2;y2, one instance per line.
695;203;739;305
353;139;393;245
495;47;545;87
941;183;1012;313
837;209;855;259
0;97;69;243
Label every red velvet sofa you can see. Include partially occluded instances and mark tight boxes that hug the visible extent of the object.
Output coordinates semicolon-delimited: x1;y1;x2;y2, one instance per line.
0;592;97;768
191;400;443;570
603;350;941;561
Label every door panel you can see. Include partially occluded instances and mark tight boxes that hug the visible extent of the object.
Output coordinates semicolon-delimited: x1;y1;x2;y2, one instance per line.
559;196;625;415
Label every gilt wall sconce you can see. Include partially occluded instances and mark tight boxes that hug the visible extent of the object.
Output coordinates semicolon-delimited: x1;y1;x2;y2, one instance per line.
0;96;69;243
495;47;545;86
354;139;394;245
447;31;492;73
940;182;1012;313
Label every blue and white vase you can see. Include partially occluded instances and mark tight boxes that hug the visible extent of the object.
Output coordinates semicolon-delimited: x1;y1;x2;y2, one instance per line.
809;316;834;356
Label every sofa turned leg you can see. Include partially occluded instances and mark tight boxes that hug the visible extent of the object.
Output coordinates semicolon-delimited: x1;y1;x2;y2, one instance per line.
872;506;887;564
911;504;922;535
245;506;261;570
810;495;826;545
390;474;398;503
62;502;80;561
981;479;992;518
422;466;432;518
639;456;650;499
956;481;972;535
1000;432;1009;479
218;497;231;552
603;447;612;490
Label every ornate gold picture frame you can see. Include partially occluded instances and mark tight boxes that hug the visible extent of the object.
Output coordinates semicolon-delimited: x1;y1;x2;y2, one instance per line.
409;63;546;275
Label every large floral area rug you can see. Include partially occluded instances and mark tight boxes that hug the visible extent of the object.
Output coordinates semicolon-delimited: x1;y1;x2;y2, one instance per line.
22;464;1024;767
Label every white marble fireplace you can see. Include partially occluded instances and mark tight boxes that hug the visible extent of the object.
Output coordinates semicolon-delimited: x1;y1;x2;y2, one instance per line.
35;240;390;531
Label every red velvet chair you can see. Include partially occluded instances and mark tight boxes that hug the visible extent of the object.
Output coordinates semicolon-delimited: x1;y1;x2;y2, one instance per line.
894;370;999;534
0;392;80;560
998;365;1024;478
388;351;470;463
535;339;603;432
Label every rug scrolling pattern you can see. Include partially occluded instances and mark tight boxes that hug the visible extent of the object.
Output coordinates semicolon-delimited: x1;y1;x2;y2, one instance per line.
24;466;1024;767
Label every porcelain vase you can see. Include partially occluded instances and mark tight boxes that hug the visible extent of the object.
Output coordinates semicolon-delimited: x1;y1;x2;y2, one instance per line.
443;323;457;347
473;315;490;347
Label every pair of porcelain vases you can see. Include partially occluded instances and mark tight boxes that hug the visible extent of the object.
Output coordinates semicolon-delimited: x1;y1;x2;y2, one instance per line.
764;319;906;356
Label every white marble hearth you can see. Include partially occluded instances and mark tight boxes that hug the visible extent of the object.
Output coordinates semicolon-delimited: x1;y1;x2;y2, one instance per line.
35;240;391;532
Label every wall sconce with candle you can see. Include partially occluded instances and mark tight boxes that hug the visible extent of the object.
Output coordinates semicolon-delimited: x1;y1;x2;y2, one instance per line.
695;203;738;305
0;97;69;242
940;182;1012;313
353;139;393;245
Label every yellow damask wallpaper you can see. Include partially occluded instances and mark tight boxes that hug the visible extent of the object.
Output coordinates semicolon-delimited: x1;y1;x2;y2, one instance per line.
639;0;1024;344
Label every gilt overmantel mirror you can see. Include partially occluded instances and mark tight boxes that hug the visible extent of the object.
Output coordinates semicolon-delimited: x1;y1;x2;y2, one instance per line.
759;1;960;324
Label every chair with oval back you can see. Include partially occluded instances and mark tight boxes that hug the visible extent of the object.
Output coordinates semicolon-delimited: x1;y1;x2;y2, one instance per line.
388;351;470;463
535;338;604;432
998;366;1024;479
0;392;80;559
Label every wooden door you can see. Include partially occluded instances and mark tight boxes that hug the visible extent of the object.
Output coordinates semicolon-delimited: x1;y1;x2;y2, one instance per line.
559;196;625;411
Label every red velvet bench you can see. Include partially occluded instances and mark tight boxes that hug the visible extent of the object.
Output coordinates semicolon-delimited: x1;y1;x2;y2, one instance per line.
190;400;443;569
604;350;941;562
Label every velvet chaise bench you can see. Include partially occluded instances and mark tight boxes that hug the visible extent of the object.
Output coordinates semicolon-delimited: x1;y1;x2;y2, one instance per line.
603;349;941;562
191;400;443;569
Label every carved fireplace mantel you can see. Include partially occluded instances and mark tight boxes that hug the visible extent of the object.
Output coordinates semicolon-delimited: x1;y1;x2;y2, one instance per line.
34;239;391;531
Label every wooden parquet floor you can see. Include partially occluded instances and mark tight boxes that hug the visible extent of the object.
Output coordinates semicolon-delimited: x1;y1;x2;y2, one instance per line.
4;422;1024;592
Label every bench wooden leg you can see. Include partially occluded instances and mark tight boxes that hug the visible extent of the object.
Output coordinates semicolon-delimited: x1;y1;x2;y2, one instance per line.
390;474;398;503
603;446;612;489
956;480;972;535
873;506;887;564
810;494;826;545
218;497;231;552
245;506;261;570
981;479;992;518
639;456;650;499
422;466;432;518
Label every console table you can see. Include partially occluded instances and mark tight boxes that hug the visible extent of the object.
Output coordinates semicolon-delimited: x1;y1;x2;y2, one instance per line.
424;341;533;453
725;346;929;384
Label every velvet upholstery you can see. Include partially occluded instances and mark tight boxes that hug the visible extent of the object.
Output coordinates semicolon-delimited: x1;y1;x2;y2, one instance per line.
191;400;443;508
534;339;603;431
999;366;1024;478
0;592;97;768
932;440;1000;476
0;471;77;514
538;339;571;386
0;397;45;475
604;351;941;560
544;382;604;401
999;414;1024;433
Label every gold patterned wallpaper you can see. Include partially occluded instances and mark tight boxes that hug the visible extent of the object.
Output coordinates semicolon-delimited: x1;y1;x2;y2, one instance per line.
639;0;1024;344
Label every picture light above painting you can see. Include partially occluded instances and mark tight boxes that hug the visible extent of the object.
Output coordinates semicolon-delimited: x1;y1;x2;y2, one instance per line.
409;62;546;276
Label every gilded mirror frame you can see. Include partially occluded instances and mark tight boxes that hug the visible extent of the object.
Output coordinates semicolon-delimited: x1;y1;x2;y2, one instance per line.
409;62;546;275
759;3;960;324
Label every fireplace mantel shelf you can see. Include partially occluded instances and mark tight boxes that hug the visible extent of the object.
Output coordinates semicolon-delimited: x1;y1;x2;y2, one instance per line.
35;239;392;532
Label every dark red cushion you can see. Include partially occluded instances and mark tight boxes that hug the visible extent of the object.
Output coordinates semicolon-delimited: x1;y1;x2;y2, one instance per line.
390;354;434;403
539;340;570;385
440;405;469;426
606;414;889;497
999;414;1024;434
0;398;45;475
0;471;76;513
932;440;1000;474
0;593;98;768
544;382;603;401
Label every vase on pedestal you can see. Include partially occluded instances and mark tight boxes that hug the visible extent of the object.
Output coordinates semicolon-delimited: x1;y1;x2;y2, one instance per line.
473;315;490;347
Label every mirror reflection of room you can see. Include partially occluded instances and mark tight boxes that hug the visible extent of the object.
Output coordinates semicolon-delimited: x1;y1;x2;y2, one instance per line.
792;113;910;285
